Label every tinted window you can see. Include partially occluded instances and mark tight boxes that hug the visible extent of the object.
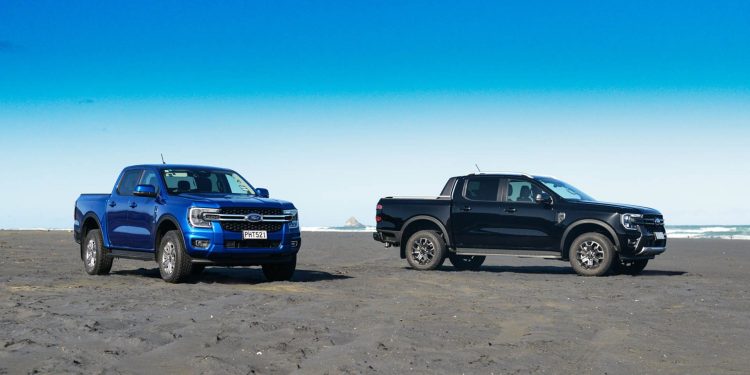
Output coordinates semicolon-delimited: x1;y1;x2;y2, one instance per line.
506;179;543;203
117;169;143;196
464;178;500;201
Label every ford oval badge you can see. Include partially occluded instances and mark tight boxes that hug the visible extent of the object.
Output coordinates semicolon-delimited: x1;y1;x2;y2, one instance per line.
246;213;263;222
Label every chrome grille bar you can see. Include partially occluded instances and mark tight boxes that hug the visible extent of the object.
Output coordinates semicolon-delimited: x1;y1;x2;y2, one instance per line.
203;213;292;223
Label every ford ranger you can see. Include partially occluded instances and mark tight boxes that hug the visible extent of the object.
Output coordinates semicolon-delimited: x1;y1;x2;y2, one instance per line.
373;173;666;276
74;165;301;283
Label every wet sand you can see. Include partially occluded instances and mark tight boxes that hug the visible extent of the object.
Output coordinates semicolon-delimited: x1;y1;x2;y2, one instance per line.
1;231;749;374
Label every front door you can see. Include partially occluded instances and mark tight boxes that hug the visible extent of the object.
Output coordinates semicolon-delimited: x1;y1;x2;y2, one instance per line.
106;169;143;249
128;169;161;251
495;178;559;250
451;177;505;249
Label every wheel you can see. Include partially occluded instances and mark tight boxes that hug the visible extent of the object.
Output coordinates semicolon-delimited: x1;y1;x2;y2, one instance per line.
615;259;649;275
158;230;193;283
262;255;297;281
405;230;447;270
569;233;616;277
448;253;485;271
83;229;113;275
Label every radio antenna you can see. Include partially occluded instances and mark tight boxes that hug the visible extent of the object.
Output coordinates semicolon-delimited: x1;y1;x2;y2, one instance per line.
474;164;481;172
160;153;166;164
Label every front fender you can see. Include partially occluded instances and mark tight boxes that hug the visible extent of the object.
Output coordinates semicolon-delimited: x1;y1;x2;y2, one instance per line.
560;219;621;250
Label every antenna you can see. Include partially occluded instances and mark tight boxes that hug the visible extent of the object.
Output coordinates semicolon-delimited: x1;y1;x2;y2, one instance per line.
160;153;166;164
475;164;481;172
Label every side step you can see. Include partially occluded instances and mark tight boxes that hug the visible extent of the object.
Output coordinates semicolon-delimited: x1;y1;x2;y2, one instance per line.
109;249;154;261
455;248;562;259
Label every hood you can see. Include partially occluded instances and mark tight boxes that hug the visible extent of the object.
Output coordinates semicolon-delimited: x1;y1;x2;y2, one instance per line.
175;193;293;208
572;200;661;215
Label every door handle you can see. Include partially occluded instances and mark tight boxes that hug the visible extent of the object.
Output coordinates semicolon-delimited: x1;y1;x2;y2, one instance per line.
129;202;138;208
461;206;472;212
108;201;116;207
505;208;517;213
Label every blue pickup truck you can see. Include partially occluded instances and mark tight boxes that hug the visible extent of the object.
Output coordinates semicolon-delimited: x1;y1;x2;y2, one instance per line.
74;164;301;283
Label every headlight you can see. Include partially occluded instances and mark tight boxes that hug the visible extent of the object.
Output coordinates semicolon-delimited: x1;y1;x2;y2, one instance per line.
621;213;642;230
284;209;299;229
189;207;220;228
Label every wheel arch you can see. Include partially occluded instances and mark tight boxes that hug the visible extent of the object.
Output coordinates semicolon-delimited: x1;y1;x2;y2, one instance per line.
561;219;620;259
399;215;451;259
154;215;185;262
80;213;103;260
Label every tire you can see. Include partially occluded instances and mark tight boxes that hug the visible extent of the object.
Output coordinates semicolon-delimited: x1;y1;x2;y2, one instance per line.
158;230;193;283
448;253;485;271
615;259;649;276
83;229;113;275
569;232;616;277
405;230;447;270
262;255;297;282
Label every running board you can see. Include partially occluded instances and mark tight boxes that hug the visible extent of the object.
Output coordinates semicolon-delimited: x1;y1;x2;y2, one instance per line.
455;248;562;259
109;249;154;261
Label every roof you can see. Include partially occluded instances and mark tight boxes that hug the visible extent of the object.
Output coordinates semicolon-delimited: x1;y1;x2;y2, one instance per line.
127;164;234;171
467;171;535;178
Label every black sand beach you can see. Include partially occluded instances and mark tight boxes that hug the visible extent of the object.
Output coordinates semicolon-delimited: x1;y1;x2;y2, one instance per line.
1;231;748;374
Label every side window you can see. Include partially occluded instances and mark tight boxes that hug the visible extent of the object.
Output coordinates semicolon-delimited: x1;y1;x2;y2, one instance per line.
117;169;143;196
506;179;543;203
464;178;500;201
139;170;160;191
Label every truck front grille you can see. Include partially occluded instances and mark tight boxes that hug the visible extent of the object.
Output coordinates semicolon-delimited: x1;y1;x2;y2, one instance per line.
220;207;283;216
219;207;284;232
220;222;284;232
639;215;666;231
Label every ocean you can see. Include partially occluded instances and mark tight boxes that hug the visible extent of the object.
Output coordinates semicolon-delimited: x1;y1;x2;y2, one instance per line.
666;225;750;240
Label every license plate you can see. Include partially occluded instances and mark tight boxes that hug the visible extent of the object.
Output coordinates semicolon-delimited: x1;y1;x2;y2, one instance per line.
654;232;665;240
243;230;267;240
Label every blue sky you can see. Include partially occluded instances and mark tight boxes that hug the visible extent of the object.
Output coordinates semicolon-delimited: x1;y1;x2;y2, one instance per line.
1;1;749;228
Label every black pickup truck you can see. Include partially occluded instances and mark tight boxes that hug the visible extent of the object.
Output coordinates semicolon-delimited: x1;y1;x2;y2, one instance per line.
373;173;667;276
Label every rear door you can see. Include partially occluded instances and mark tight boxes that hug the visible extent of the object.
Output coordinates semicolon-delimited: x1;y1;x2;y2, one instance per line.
450;176;505;248
106;169;143;248
495;178;559;250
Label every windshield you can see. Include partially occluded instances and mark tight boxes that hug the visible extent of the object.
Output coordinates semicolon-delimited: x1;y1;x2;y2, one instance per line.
161;169;256;195
535;177;595;201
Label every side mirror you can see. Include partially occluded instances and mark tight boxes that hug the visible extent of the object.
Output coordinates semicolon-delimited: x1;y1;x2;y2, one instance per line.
256;188;270;198
535;192;552;205
133;184;157;198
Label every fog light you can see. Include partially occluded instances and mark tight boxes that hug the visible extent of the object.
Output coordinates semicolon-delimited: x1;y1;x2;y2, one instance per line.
193;239;210;248
291;240;299;248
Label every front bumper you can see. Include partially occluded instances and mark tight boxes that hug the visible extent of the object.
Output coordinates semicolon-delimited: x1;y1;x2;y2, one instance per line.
184;222;301;264
619;227;667;260
636;246;667;257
